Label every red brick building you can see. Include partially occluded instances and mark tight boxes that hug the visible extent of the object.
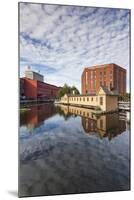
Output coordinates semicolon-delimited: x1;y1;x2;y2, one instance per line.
20;78;61;100
81;63;126;95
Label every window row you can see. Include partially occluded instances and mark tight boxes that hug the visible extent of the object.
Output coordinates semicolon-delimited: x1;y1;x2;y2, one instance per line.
69;96;98;102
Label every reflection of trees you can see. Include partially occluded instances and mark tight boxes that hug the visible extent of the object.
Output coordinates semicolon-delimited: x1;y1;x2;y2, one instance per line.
55;106;72;120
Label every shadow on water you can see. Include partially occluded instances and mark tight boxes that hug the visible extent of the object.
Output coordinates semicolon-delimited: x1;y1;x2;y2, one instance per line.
19;103;130;197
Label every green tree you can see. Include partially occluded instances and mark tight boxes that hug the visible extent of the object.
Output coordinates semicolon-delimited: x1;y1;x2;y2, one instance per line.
71;86;80;95
118;93;130;102
57;83;80;98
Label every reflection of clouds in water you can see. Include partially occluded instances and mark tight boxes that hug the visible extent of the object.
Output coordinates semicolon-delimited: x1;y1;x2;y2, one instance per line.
19;115;130;197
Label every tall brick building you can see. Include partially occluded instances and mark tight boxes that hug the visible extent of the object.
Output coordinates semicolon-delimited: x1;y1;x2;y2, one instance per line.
81;63;126;95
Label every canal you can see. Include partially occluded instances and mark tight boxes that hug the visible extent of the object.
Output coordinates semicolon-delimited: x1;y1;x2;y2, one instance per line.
19;103;130;197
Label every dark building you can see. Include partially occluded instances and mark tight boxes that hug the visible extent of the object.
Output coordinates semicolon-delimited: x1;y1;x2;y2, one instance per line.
81;63;126;95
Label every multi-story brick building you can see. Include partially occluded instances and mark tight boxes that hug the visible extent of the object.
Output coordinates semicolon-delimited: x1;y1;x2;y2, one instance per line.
81;63;126;95
20;70;61;100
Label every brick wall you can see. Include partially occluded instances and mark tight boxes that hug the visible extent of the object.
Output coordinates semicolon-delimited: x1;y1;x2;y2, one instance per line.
81;63;126;95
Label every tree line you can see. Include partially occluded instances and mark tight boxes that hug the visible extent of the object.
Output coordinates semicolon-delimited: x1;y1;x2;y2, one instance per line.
57;83;80;98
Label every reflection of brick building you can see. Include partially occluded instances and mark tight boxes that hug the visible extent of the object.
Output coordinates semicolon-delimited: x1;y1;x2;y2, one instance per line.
20;70;61;99
20;104;56;128
81;113;126;140
81;63;126;95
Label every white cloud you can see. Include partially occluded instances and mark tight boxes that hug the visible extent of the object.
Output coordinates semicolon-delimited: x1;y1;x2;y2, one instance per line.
19;3;130;92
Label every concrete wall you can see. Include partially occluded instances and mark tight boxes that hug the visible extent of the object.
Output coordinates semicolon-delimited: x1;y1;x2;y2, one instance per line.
33;72;44;82
106;96;118;112
60;95;69;104
98;95;106;111
25;71;44;82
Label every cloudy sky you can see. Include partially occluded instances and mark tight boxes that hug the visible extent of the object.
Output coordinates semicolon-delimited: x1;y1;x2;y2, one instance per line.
19;3;130;92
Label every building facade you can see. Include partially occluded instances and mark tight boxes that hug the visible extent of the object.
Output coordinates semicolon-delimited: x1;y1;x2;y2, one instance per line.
20;69;61;100
81;63;126;95
20;78;61;99
25;70;44;82
59;86;118;112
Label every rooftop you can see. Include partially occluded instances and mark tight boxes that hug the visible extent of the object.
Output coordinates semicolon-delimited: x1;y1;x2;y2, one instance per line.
83;63;126;71
98;85;119;96
65;86;118;97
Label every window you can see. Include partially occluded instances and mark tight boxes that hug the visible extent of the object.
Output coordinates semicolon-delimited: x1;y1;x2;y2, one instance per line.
86;71;88;84
104;81;106;86
110;81;113;90
100;97;103;105
94;80;96;89
91;71;93;79
80;97;81;101
93;71;96;78
96;97;98;102
87;97;89;101
83;97;85;101
77;98;78;101
104;70;106;79
91;97;93;101
100;119;103;129
110;71;113;79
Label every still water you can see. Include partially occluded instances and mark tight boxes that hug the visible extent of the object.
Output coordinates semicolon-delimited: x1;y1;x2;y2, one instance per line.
19;103;130;197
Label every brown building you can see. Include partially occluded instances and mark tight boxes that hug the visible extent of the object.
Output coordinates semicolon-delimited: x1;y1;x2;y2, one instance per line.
81;63;126;95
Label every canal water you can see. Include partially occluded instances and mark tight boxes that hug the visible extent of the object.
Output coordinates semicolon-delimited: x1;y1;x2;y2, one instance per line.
19;103;130;197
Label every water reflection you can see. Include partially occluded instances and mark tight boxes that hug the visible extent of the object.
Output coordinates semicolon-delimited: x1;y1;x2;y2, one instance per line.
20;103;56;129
19;103;130;197
56;104;126;140
20;104;126;140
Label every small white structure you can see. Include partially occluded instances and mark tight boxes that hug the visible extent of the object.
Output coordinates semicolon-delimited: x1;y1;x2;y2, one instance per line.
25;67;44;82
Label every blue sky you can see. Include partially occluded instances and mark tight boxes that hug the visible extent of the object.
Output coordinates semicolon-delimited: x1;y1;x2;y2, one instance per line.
19;3;130;92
